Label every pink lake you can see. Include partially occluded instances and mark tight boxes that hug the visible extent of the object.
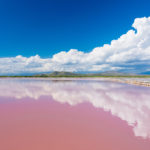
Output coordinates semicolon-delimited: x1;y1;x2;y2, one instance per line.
0;78;150;150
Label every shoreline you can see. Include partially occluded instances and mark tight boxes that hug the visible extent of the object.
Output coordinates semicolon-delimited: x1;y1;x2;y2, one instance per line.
0;77;150;87
106;78;150;87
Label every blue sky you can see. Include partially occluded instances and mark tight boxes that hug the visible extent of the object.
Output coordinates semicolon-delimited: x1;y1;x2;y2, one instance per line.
0;0;150;74
0;0;150;57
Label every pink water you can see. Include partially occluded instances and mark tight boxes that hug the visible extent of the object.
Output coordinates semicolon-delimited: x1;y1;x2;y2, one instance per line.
0;78;150;150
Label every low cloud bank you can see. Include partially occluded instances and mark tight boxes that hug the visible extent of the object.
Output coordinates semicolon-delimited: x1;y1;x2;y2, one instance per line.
1;17;150;74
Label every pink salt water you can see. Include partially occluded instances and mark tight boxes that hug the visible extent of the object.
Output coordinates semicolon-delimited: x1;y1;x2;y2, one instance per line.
0;78;150;150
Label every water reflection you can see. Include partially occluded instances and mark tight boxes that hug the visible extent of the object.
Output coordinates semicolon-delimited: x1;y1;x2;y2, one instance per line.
0;78;150;139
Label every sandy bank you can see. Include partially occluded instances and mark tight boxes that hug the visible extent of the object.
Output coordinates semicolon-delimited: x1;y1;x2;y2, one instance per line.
106;78;150;87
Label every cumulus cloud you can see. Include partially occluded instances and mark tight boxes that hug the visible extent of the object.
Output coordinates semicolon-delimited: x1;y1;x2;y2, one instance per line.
0;78;150;139
1;17;150;74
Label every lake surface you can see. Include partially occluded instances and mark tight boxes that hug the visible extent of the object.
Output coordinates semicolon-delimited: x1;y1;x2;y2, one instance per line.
0;78;150;150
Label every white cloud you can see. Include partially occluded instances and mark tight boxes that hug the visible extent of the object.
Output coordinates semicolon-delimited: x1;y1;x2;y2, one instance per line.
1;17;150;74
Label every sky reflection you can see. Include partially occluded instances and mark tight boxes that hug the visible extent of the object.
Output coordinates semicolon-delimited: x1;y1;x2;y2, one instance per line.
0;78;150;139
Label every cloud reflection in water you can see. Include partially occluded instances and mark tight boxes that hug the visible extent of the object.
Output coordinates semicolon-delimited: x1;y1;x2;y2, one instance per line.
0;78;150;139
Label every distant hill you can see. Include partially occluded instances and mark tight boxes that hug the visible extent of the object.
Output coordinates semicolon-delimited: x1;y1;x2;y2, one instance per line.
35;71;81;77
93;71;137;76
1;71;150;77
35;71;138;77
